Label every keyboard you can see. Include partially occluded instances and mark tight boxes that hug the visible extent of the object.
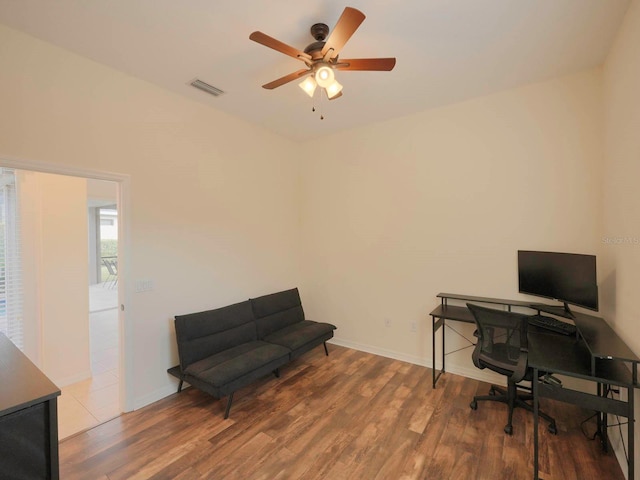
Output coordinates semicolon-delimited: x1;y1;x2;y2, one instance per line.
528;314;577;336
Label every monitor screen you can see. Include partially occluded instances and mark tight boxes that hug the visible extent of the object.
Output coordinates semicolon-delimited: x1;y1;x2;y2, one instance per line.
518;250;598;312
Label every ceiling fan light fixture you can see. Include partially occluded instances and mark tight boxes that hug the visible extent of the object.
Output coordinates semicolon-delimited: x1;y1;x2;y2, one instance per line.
326;80;343;99
299;76;317;97
315;65;335;88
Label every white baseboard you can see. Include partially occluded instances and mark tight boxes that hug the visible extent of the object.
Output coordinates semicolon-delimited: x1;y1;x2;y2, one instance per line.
328;337;504;386
134;384;179;410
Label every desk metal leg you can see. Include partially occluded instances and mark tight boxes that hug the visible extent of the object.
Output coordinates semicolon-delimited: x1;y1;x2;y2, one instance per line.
431;316;446;388
432;316;436;388
595;383;609;452
533;367;540;480
442;318;445;373
629;386;634;480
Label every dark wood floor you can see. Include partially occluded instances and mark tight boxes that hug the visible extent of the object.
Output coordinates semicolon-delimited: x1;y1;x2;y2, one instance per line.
59;345;625;479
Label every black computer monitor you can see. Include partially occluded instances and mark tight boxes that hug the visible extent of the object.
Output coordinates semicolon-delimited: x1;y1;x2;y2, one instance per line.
518;250;598;318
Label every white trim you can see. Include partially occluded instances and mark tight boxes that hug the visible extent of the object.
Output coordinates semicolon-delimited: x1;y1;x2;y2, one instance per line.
134;384;179;411
117;176;134;412
0;156;128;183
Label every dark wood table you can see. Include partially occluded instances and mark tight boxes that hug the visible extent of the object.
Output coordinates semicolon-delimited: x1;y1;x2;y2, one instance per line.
0;332;61;479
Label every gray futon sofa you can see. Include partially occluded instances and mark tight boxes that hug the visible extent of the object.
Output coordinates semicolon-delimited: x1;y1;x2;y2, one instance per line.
169;288;336;418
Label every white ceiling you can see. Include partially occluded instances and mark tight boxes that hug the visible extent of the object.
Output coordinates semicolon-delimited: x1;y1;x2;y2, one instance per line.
0;0;630;142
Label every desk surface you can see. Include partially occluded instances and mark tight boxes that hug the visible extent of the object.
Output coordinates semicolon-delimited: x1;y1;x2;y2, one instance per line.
528;331;635;388
572;312;639;364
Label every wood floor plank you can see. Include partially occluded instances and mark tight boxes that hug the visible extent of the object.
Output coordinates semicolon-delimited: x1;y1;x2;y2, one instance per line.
60;345;626;479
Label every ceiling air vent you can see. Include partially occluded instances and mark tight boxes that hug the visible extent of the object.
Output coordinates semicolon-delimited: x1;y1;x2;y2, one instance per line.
190;79;225;97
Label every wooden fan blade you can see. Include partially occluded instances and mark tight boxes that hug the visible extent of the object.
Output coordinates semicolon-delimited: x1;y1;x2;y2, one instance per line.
335;58;396;71
321;7;366;59
249;31;312;62
262;69;310;89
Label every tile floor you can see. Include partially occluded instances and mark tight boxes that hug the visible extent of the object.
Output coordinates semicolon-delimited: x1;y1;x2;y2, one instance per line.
58;284;120;440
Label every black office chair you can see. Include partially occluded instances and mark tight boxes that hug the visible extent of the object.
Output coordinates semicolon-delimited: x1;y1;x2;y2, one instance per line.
467;303;557;435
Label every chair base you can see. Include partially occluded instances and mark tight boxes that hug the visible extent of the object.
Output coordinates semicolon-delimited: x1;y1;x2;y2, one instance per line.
470;382;557;435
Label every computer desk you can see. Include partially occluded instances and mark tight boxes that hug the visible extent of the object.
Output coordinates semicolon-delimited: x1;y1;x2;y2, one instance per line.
529;313;638;480
429;294;640;480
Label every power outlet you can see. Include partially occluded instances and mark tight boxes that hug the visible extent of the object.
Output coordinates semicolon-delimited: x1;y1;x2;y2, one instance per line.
384;318;392;328
410;321;417;332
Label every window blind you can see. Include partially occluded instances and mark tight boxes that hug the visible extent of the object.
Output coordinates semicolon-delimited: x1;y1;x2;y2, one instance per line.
0;169;23;349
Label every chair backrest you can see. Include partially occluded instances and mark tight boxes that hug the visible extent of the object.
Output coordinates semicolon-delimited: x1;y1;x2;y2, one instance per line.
466;303;530;383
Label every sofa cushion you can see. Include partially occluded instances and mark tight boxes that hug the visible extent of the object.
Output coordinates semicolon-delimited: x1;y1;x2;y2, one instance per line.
264;320;336;352
185;341;290;390
175;300;256;369
250;288;305;339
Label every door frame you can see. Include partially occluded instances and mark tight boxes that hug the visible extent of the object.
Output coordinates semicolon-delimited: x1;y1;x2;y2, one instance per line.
0;155;133;412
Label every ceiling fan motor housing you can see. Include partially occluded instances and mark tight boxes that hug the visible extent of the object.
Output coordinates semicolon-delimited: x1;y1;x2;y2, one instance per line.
305;23;330;60
310;23;329;41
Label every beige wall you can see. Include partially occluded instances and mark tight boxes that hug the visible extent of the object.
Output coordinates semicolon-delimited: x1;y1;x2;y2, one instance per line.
300;70;604;379
18;171;91;386
602;0;640;472
0;24;302;407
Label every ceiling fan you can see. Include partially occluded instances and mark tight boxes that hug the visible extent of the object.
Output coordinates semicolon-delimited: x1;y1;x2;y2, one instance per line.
249;6;396;101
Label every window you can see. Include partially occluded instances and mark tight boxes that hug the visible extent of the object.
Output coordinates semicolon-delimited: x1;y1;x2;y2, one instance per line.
0;169;23;348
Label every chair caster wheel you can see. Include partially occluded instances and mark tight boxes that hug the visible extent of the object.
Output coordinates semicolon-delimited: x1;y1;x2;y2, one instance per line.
470;401;477;410
504;425;513;435
548;423;557;435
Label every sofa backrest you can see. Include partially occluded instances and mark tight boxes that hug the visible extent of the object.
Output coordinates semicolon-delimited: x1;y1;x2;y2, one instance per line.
174;300;257;370
250;288;305;339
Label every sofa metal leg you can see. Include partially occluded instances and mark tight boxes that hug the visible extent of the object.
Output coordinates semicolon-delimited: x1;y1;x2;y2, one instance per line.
324;342;329;356
224;393;234;419
177;379;183;393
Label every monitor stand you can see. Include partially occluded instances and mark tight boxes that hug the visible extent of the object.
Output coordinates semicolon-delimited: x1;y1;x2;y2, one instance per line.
534;302;575;319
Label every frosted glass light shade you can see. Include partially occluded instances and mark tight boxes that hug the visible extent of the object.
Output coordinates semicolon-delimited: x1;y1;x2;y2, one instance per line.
315;66;335;88
298;76;317;97
325;80;343;99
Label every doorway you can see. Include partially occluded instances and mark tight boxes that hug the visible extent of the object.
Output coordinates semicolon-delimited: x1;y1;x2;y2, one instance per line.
0;158;131;439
